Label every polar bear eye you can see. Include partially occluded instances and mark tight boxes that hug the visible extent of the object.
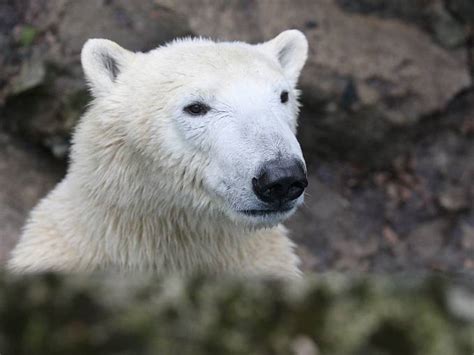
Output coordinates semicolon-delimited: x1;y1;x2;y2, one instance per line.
280;91;289;103
184;102;210;116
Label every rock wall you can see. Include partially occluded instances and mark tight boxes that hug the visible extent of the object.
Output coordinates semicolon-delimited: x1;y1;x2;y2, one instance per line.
0;1;473;274
159;0;471;142
0;0;191;157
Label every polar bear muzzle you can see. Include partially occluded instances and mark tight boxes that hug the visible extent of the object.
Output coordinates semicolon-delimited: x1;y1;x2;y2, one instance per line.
252;158;307;208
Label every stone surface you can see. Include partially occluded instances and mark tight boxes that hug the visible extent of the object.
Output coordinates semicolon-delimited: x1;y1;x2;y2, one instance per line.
336;0;468;48
0;1;473;279
0;132;65;264
0;0;192;157
159;0;471;125
288;92;474;275
406;219;447;261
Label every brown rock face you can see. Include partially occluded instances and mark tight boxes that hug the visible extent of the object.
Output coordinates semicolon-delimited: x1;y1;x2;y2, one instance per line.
0;132;65;264
1;0;192;157
160;0;470;124
0;1;472;277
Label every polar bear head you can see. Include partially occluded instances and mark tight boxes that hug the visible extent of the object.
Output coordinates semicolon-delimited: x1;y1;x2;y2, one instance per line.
80;30;308;228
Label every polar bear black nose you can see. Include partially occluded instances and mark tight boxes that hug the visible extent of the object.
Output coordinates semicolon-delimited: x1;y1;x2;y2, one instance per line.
252;159;308;206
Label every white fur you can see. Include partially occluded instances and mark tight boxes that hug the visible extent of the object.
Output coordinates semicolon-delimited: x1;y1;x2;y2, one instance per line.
8;30;308;279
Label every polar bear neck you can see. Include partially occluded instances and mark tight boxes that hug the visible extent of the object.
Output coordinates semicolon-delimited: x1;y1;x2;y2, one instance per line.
58;111;255;271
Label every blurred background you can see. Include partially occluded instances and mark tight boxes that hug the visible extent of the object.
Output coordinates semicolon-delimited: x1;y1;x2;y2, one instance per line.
0;0;473;278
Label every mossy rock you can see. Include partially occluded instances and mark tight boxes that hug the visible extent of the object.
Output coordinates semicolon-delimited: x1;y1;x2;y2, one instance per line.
0;273;472;355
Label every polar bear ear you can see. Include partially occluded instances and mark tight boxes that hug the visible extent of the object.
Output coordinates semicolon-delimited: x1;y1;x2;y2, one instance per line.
81;39;133;97
260;30;308;85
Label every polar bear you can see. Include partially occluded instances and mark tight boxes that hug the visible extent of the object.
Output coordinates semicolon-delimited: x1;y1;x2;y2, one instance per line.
8;30;309;279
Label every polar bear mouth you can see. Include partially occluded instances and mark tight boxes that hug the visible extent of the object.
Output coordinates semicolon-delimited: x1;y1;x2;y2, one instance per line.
239;206;294;216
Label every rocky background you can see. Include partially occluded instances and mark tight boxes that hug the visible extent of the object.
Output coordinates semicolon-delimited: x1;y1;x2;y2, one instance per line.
0;1;474;354
1;0;473;276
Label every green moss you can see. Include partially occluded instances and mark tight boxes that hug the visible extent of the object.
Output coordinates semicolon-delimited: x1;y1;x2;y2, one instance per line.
19;26;38;47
